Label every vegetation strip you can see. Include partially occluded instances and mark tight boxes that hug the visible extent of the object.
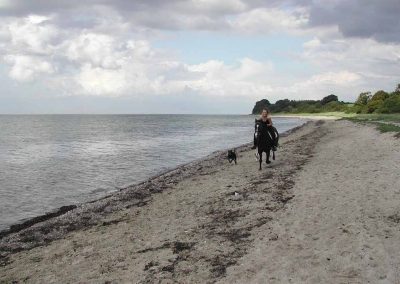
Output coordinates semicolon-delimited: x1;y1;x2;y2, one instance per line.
252;83;400;115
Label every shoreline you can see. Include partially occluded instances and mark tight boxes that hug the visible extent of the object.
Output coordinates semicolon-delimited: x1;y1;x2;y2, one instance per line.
0;115;304;235
0;144;247;242
3;119;398;283
1;119;322;281
0;121;310;241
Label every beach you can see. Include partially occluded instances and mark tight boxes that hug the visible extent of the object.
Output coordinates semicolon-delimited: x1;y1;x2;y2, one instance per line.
1;119;400;283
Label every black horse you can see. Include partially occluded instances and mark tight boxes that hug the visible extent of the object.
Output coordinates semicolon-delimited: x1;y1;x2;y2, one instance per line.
254;120;279;170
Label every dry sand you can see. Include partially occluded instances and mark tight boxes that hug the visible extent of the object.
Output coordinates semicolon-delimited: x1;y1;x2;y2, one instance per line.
1;120;399;283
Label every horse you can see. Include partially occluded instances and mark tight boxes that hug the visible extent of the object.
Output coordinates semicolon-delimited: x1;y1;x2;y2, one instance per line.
255;120;279;170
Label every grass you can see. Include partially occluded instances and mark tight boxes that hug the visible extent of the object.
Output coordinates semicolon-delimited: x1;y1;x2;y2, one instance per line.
345;113;400;123
344;116;400;137
274;111;400;136
274;112;354;118
272;111;400;136
375;122;400;136
275;112;400;121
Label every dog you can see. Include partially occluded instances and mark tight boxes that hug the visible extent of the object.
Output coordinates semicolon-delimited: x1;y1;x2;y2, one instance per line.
227;149;237;164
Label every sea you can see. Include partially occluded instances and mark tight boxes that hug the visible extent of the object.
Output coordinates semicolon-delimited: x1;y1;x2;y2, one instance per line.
0;115;306;231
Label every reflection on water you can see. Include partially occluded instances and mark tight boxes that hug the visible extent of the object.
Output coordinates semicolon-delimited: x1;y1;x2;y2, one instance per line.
0;114;306;230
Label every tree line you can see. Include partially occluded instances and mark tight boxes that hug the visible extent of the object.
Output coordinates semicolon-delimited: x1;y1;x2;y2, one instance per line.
252;84;400;114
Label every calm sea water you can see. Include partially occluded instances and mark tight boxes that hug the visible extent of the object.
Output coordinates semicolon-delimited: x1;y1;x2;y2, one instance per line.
0;115;306;230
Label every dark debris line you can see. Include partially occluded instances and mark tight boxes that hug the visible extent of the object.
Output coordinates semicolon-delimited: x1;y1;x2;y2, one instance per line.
0;139;251;260
139;122;327;283
1;121;323;283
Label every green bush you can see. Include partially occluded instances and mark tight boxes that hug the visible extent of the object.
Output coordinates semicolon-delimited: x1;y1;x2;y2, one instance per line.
323;101;347;112
355;92;371;106
366;99;384;113
370;90;389;101
251;83;400;114
321;94;338;105
378;93;400;113
252;99;271;114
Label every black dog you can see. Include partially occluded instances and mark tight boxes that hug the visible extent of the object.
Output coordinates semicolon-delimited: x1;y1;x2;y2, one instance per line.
227;149;237;164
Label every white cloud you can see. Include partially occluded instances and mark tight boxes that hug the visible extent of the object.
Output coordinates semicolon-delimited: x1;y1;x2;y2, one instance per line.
0;2;399;111
26;15;49;24
302;37;400;82
7;15;58;55
65;50;277;98
75;64;128;96
230;7;308;34
65;33;124;69
304;71;361;86
287;70;362;97
181;58;274;97
1;12;397;104
303;38;320;49
4;54;54;81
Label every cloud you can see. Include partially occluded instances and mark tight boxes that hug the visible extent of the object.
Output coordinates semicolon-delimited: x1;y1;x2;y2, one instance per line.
229;7;308;34
75;64;129;96
288;71;362;97
0;0;308;34
1;13;279;99
4;54;54;81
0;0;399;112
307;0;400;43
1;0;398;44
70;54;276;98
306;71;361;86
64;33;125;69
2;0;397;42
7;15;58;55
184;58;275;97
302;37;400;79
297;36;400;101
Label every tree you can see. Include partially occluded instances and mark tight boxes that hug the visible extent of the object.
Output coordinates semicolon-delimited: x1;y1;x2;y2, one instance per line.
252;99;271;114
366;100;384;113
355;92;371;105
323;101;347;112
321;94;338;105
273;99;291;112
370;90;389;101
395;83;400;94
364;90;389;113
379;93;400;113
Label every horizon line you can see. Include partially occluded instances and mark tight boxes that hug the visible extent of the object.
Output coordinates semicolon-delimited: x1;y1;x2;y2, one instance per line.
0;113;254;116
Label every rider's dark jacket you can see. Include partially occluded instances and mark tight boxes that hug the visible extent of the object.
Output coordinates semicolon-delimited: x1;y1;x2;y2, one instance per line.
253;119;277;147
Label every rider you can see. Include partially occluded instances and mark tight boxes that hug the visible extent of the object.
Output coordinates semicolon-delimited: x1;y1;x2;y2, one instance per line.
252;108;278;151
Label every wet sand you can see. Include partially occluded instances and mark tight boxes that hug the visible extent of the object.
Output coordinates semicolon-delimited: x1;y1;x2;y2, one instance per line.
1;120;399;283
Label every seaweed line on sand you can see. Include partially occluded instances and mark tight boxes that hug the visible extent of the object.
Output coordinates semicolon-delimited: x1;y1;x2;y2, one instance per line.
137;121;326;282
0;121;313;260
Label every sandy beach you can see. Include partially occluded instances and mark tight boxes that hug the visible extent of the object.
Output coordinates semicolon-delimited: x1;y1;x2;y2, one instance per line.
1;119;400;283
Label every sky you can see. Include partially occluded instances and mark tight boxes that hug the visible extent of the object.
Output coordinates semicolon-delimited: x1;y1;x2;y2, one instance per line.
0;0;399;114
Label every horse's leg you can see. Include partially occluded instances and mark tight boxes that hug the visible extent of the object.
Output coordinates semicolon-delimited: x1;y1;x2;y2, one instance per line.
266;149;271;164
259;150;262;170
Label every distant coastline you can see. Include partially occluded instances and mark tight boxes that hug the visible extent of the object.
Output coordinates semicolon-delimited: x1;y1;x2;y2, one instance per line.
252;83;400;115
